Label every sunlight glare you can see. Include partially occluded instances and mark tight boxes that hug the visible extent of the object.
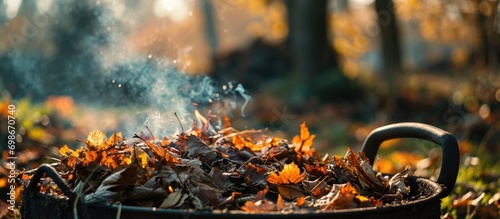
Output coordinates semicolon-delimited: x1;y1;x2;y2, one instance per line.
153;0;192;22
5;0;23;19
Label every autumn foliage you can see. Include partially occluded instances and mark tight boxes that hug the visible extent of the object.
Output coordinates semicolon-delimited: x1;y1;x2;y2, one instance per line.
21;120;414;212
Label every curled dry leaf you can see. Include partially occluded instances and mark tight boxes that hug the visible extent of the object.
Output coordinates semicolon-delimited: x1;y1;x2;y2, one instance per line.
160;191;183;208
84;164;140;203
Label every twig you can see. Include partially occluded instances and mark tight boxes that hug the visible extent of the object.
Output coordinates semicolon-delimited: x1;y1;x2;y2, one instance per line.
145;126;156;140
174;112;185;133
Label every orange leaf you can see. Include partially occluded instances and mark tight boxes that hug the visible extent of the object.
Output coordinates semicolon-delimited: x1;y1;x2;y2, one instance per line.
292;123;316;156
281;162;303;184
324;182;358;210
276;194;285;210
21;174;31;181
66;155;79;169
267;172;281;185
241;200;276;212
255;188;268;201
82;151;98;166
296;196;306;207
267;162;304;185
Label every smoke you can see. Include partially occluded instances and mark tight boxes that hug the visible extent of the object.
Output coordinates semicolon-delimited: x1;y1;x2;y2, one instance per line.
0;0;250;137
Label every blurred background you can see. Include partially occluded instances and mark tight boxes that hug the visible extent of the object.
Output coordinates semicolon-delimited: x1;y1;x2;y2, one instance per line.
0;0;499;218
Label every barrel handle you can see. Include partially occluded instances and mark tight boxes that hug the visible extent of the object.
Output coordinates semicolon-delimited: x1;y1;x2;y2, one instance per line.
26;164;75;200
361;122;459;197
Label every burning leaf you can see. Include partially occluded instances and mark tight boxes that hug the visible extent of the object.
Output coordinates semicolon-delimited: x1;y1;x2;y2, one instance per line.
268;162;304;185
292;122;316;155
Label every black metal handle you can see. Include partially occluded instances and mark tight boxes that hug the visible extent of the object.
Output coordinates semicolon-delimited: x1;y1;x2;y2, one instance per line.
361;122;459;197
26;164;75;200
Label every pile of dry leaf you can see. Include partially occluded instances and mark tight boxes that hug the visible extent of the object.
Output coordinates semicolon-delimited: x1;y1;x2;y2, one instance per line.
20;117;415;213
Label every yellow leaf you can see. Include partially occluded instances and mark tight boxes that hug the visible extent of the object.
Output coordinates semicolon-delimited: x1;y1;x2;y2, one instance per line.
134;146;149;168
106;132;123;147
59;145;73;157
85;130;108;150
355;195;370;202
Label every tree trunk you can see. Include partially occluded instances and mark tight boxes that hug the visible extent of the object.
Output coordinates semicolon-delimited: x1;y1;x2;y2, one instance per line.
286;0;337;80
201;0;218;71
477;0;500;71
375;0;402;76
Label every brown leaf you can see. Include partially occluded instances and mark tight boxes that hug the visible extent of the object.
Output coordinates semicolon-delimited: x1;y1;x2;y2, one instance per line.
255;188;268;201
84;164;140;203
190;182;223;207
210;167;234;191
277;184;306;200
243;163;269;188
184;135;218;163
126;186;168;207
